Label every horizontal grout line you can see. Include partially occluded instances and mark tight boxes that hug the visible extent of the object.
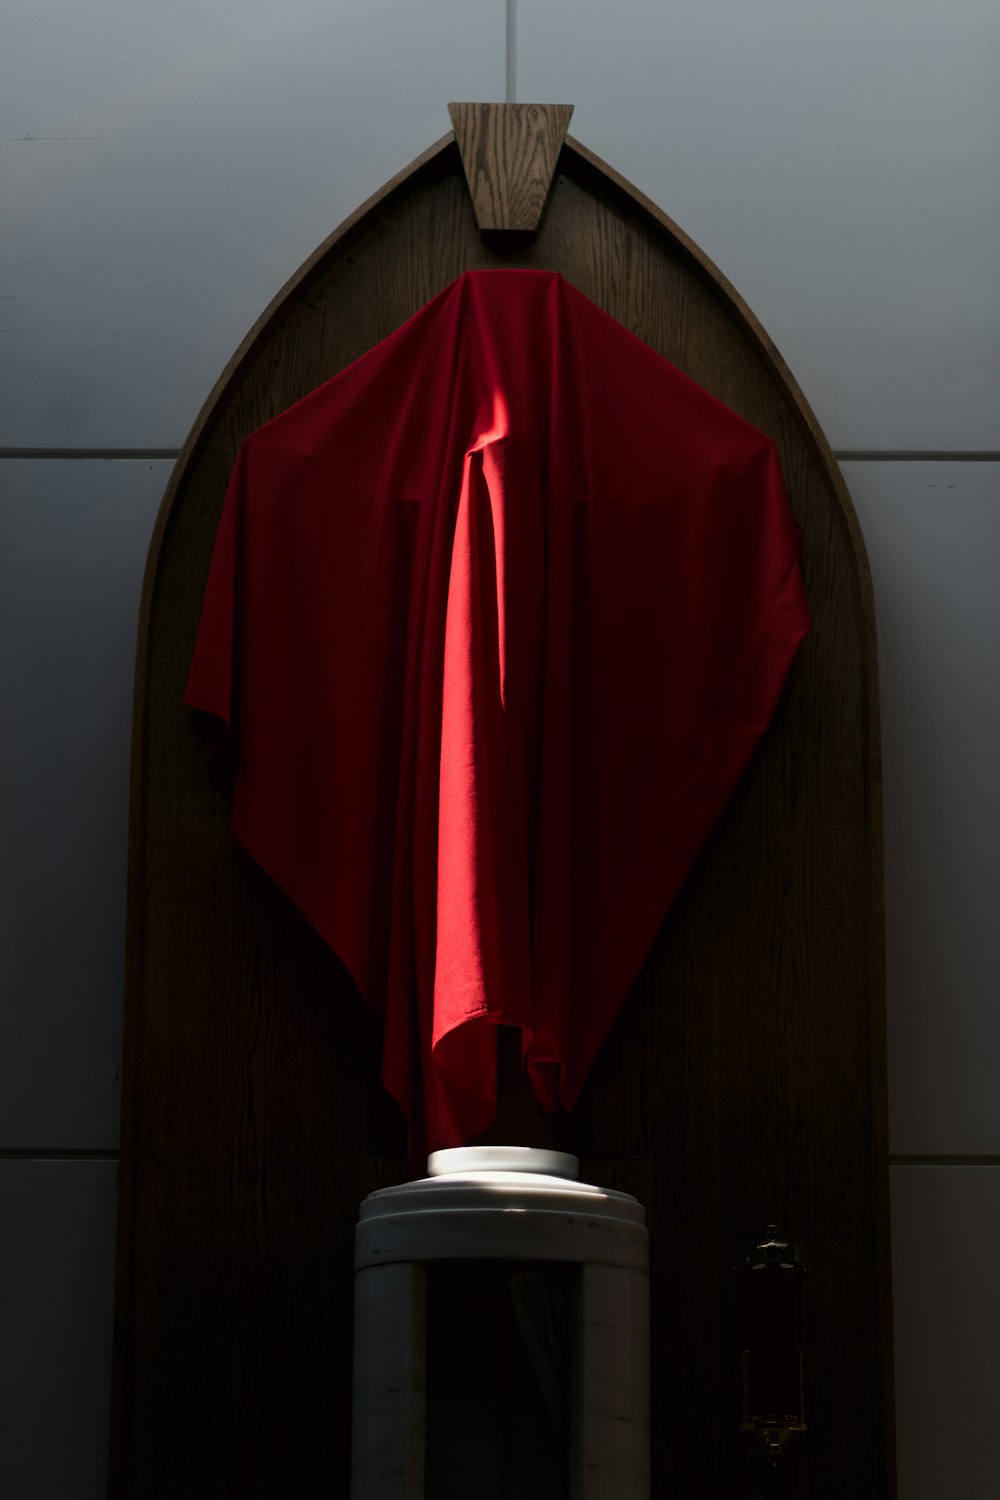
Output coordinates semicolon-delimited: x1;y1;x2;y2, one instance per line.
0;447;179;460
1;447;999;465
0;1148;119;1161
836;451;1000;463
0;1148;995;1165
890;1154;1000;1166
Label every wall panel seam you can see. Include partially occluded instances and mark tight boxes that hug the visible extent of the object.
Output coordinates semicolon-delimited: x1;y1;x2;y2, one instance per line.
0;1149;119;1161
3;449;1000;463
890;1155;1000;1167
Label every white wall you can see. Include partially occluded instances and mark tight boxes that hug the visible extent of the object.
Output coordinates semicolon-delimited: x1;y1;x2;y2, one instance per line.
2;3;997;1494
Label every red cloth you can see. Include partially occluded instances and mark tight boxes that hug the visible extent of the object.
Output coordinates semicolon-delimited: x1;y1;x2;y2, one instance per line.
186;269;811;1158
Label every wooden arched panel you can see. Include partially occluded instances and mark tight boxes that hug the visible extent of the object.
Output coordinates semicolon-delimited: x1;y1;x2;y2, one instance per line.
111;124;893;1499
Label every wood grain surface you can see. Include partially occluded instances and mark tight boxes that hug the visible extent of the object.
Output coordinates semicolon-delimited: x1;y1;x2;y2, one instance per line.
110;123;894;1499
449;101;573;232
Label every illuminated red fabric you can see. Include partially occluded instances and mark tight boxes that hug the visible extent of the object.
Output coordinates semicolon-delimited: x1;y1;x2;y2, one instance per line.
186;269;811;1156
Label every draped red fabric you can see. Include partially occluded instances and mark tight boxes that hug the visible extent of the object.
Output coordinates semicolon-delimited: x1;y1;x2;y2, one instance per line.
185;269;811;1159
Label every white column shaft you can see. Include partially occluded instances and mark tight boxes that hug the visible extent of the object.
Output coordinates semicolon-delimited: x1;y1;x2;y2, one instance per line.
351;1261;427;1500
571;1262;651;1499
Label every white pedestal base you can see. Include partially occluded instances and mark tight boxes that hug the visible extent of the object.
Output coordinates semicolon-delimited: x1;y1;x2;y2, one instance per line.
350;1150;649;1499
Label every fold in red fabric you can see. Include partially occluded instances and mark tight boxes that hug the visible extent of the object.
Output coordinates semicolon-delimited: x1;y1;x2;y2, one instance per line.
185;269;811;1159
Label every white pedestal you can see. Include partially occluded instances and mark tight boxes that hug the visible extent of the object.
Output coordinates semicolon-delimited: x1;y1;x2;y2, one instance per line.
351;1148;650;1499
